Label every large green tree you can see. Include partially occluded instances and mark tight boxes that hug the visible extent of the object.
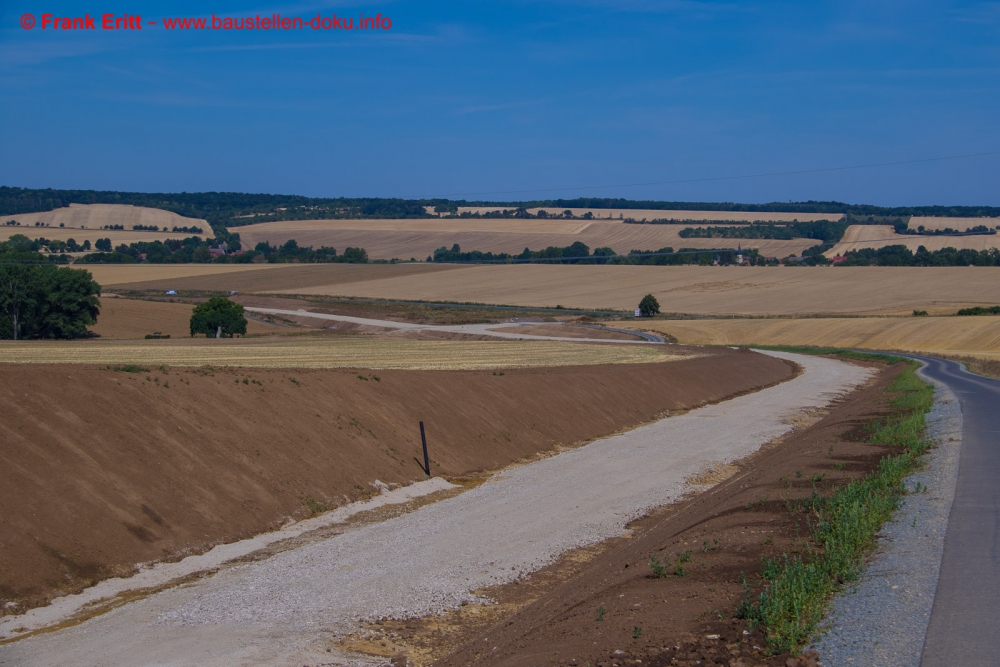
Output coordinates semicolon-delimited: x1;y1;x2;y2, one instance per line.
638;293;660;317
0;264;100;339
190;297;247;338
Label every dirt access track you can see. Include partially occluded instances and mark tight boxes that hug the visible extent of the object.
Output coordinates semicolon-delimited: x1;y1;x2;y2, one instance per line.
0;348;790;616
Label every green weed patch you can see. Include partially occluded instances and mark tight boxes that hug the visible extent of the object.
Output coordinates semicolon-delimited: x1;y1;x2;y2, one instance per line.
737;351;934;654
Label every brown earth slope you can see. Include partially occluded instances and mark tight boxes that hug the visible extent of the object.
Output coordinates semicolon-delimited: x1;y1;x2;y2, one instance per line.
0;349;793;614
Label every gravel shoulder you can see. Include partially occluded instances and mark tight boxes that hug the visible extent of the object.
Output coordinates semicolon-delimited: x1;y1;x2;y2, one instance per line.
811;365;962;666
0;352;869;667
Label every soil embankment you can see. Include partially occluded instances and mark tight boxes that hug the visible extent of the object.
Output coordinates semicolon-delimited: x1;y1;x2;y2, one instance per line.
0;348;792;615
428;360;901;667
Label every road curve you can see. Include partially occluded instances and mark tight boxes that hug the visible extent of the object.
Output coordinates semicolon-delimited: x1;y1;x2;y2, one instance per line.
910;356;1000;667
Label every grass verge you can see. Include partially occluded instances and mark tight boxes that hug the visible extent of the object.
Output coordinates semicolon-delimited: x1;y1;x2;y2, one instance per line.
736;348;935;654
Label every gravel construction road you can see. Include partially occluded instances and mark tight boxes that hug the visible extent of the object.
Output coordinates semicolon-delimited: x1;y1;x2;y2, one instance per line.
0;351;869;667
243;307;665;343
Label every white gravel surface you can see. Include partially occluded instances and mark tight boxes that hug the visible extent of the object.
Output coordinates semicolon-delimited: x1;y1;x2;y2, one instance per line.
812;367;962;666
0;351;869;667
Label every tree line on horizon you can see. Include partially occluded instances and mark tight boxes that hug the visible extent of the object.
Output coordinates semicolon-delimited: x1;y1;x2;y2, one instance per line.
3;186;998;242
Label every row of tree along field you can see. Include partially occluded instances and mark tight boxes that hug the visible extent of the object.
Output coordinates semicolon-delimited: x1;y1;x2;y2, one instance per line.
430;243;775;266
52;237;369;265
837;245;1000;266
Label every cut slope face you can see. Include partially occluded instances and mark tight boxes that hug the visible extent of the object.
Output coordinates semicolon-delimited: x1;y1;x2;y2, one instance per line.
0;350;793;614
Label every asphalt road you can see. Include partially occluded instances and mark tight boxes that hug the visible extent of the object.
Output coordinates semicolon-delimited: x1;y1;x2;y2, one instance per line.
911;356;1000;666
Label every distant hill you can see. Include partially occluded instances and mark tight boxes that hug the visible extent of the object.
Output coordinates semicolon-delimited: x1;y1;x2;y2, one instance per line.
3;186;998;238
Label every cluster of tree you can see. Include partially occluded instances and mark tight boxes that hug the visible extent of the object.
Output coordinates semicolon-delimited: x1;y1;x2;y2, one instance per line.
0;263;101;339
77;236;222;264
75;236;369;265
36;237;92;253
956;306;1000;316
429;243;615;264
102;224;125;230
783;244;832;266
129;224;205;233
836;245;1000;267
678;220;849;243
2;234;90;258
452;208;604;220
250;240;368;263
190;297;247;337
607;247;772;266
897;223;996;236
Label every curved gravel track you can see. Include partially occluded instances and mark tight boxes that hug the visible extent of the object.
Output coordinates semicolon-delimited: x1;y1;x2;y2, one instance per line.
0;351;869;667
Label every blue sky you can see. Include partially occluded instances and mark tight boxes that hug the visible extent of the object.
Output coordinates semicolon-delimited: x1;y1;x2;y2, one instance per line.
2;1;999;204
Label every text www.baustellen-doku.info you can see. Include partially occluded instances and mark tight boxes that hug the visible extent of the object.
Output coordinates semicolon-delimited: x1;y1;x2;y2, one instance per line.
18;12;392;31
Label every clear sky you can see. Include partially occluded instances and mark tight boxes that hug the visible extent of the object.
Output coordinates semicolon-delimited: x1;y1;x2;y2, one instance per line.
2;1;998;205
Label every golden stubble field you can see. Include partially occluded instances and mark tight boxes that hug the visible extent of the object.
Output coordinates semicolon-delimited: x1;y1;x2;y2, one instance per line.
0;338;684;370
99;264;1000;317
908;216;1000;232
233;217;818;260
628;316;1000;360
1;204;207;244
827;225;1000;256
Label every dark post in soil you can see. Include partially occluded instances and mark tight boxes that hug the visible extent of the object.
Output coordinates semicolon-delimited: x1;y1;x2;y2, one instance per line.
420;421;430;476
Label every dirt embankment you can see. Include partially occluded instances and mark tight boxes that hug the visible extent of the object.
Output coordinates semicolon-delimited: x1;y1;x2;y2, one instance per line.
0;349;792;615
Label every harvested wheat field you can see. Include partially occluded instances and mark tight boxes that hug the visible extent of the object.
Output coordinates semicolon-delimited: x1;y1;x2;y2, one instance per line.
0;349;791;612
826;224;1000;256
234;217;817;260
100;262;460;292
255;265;999;316
629;316;1000;359
92;298;276;339
909;216;1000;232
88;262;290;288
101;264;1000;316
453;207;842;222
0;337;682;370
0;204;206;231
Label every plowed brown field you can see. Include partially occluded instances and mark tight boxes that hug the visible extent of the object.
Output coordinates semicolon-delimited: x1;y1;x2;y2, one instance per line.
234;218;817;260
